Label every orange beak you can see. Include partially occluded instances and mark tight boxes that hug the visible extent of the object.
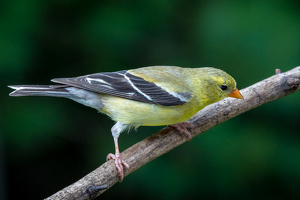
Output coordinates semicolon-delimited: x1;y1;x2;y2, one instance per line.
228;88;244;99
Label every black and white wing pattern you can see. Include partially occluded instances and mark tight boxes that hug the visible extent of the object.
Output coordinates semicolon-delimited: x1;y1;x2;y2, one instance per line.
51;70;190;106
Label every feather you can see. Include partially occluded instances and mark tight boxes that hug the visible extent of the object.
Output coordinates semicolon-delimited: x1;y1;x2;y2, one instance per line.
51;70;188;106
8;85;71;97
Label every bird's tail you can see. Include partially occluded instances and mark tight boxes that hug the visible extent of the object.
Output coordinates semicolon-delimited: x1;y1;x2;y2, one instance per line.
8;85;72;98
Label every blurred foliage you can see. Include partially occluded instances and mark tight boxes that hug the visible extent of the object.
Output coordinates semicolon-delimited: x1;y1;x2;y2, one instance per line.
1;0;300;199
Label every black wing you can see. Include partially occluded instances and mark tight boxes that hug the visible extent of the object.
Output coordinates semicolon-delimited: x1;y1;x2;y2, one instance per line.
51;70;189;106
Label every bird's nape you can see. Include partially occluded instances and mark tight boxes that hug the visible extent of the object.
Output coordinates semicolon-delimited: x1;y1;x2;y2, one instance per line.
8;65;243;181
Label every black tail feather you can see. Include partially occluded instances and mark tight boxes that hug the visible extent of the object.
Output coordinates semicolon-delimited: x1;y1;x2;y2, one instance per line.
8;85;72;98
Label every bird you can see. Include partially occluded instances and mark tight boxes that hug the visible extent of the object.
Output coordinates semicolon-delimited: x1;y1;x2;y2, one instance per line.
8;66;243;181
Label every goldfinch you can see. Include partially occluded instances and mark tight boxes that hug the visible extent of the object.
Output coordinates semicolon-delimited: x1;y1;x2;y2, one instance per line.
8;66;243;181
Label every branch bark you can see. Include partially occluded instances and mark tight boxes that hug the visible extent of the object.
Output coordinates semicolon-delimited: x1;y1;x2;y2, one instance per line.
45;66;300;200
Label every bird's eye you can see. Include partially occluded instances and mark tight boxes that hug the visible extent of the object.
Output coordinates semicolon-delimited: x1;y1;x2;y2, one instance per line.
220;85;228;91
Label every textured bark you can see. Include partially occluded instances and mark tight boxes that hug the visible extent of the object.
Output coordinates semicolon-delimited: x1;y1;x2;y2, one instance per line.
45;66;300;200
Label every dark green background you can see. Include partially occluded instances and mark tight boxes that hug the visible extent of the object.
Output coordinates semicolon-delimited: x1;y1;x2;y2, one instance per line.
1;1;300;199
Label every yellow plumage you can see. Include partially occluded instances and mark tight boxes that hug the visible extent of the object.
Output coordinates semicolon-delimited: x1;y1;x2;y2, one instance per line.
100;66;238;127
8;65;243;181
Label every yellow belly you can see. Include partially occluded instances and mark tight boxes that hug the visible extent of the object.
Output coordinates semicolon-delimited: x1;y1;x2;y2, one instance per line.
100;94;202;126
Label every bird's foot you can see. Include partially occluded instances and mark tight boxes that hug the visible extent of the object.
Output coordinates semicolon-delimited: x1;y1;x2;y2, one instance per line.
168;122;194;140
107;153;129;182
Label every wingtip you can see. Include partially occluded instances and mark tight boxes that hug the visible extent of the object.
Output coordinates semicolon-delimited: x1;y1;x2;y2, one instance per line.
51;78;61;83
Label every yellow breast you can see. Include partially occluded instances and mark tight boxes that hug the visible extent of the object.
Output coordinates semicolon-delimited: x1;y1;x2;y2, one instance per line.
100;94;204;126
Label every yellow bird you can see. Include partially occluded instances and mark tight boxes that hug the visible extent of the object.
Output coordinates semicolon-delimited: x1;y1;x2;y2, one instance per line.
8;66;243;181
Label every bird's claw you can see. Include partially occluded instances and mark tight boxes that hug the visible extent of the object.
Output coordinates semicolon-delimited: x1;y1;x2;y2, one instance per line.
168;122;194;140
180;122;194;128
107;153;129;182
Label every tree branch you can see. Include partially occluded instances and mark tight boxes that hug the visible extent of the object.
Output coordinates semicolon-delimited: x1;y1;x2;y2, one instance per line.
45;66;300;200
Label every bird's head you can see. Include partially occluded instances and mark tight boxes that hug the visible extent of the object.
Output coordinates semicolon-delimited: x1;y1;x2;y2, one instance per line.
198;67;244;103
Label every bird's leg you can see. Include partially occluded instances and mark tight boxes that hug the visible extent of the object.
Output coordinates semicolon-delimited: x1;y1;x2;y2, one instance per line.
168;122;194;140
106;137;129;182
